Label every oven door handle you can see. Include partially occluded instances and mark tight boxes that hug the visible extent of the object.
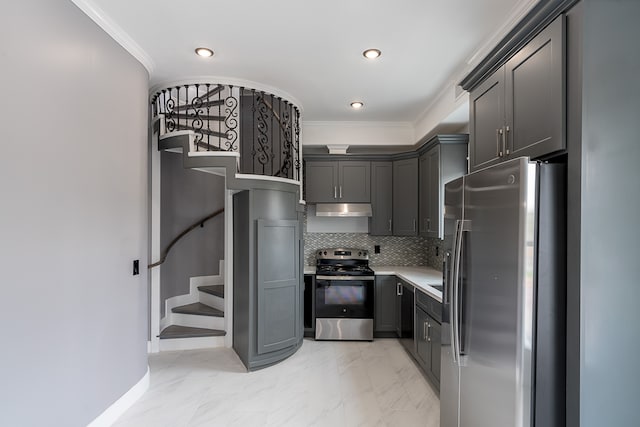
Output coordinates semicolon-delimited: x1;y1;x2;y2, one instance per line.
316;275;375;281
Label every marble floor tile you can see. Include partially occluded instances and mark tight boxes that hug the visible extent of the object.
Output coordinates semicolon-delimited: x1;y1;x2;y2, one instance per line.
114;338;439;427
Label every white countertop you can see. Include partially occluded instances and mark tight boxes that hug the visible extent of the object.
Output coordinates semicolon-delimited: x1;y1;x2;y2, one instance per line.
304;265;443;302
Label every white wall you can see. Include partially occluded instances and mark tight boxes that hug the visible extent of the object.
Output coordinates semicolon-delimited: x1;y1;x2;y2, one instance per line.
0;0;149;425
303;121;414;147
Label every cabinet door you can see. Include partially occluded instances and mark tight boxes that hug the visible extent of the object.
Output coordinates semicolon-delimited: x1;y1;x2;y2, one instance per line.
415;306;430;371
393;158;418;236
257;219;300;355
418;153;429;236
370;161;393;235
426;146;440;237
430;319;442;385
305;161;338;203
505;15;565;160
339;161;371;202
375;275;397;333
469;69;505;172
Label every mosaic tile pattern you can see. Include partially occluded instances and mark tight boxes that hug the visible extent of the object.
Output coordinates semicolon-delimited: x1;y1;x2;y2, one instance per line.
303;209;443;270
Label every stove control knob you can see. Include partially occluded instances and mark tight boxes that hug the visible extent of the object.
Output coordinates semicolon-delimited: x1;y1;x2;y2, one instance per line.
358;251;362;256
318;251;322;256
324;251;327;255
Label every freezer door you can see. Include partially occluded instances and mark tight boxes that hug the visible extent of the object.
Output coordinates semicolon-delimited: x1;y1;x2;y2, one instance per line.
459;158;535;427
440;176;464;427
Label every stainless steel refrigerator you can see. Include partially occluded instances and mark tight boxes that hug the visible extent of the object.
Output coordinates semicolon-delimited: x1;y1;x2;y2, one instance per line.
441;157;566;427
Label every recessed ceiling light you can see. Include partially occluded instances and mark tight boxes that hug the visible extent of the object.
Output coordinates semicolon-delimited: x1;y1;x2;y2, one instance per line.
350;101;364;109
195;47;214;58
363;49;382;59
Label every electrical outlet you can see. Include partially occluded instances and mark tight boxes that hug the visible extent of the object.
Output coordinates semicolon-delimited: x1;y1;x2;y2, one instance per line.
133;260;139;276
374;245;380;254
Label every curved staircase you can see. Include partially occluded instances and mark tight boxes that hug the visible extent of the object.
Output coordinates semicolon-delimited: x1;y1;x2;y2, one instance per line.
150;80;303;352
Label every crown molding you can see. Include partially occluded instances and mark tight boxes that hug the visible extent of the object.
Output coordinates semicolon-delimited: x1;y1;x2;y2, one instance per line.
70;0;155;74
304;121;413;129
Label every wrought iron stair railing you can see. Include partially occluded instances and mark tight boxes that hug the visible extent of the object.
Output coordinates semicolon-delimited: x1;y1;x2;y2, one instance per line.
151;83;301;182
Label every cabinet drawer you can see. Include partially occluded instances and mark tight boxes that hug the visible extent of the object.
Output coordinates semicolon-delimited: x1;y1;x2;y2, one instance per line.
416;289;442;323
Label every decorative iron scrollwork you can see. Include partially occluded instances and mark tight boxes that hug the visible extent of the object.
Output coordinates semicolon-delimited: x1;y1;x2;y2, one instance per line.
255;95;272;166
224;88;238;151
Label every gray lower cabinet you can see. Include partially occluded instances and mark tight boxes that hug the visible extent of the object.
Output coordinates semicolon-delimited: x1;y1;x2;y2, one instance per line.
374;275;397;336
233;188;303;371
415;289;442;390
370;161;393;236
418;136;468;239
393;158;418;236
305;160;370;203
469;14;565;172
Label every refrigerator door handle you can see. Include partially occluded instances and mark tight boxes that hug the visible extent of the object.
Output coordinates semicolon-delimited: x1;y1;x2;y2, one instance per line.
451;219;462;364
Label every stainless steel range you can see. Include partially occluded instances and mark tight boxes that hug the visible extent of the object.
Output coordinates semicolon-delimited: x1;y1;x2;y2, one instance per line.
314;248;374;341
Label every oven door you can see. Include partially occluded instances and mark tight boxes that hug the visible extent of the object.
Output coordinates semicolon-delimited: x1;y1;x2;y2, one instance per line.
315;276;374;319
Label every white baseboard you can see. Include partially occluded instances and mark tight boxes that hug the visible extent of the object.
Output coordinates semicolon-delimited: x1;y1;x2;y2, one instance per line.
87;366;149;427
159;335;226;351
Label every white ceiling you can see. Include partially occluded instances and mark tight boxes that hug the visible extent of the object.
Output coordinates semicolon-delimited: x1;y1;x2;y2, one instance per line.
76;0;537;127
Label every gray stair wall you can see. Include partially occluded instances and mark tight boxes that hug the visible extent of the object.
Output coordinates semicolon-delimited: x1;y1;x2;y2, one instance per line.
160;151;225;317
0;0;149;426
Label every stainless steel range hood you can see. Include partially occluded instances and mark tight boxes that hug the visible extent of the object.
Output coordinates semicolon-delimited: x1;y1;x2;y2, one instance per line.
315;203;373;217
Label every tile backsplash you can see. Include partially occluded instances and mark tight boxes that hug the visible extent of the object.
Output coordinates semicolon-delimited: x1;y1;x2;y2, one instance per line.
303;209;443;270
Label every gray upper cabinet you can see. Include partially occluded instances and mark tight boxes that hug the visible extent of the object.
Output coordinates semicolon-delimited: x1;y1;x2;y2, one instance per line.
470;71;505;171
305;162;338;203
419;136;468;238
370;161;393;236
305;161;370;203
393;158;418;236
505;14;565;160
469;15;565;172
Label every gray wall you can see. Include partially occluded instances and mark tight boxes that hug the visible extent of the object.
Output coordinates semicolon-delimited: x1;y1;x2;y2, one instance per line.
160;152;225;316
578;1;640;426
0;0;149;426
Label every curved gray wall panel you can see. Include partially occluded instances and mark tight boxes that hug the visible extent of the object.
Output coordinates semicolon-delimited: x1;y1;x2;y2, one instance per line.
0;0;149;425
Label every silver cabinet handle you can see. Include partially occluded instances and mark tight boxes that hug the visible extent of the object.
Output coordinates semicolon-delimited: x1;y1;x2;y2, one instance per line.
397;283;403;296
334;186;337;199
423;321;427;341
497;128;504;157
502;126;507;157
505;125;510;155
496;128;502;157
427;322;431;342
427;218;431;232
339;186;342;199
388;219;392;232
